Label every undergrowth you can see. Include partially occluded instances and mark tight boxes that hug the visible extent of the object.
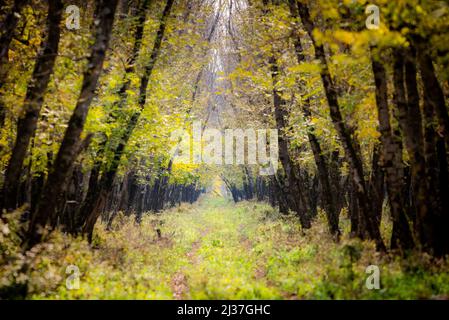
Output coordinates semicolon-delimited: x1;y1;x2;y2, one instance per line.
1;196;448;299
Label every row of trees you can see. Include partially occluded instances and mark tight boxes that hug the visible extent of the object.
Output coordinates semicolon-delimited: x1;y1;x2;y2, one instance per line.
1;0;449;257
0;0;213;246
218;0;449;256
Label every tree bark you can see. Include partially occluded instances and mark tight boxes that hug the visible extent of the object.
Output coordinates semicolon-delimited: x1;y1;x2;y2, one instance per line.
415;40;449;255
269;55;311;228
415;38;449;154
0;0;29;127
419;81;442;254
372;49;413;251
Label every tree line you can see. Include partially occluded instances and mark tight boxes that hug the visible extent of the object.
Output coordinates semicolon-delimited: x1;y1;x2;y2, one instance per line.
0;0;449;257
0;0;208;247
219;0;449;256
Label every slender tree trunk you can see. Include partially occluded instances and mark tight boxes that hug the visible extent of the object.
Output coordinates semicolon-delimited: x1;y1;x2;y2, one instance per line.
367;144;384;232
329;150;346;214
243;166;254;199
1;0;63;213
0;0;28;103
420;84;449;256
261;0;311;228
27;0;119;247
82;0;175;241
348;174;361;238
288;0;339;237
111;0;152;119
415;39;449;255
421;87;441;253
436;137;449;254
76;0;151;229
399;48;429;232
372;50;413;251
269;55;311;228
296;0;384;250
0;0;29;126
0;0;28;78
415;38;449;154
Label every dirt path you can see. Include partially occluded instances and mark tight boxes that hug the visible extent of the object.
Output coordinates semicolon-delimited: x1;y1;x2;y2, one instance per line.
171;272;188;299
171;226;210;299
164;197;286;299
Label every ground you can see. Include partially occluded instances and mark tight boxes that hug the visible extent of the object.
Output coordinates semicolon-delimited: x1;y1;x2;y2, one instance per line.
1;195;449;299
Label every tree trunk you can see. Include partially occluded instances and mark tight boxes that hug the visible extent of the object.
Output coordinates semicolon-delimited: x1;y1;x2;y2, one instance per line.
82;0;174;241
0;0;28;127
1;0;63;213
288;0;339;237
348;174;361;238
27;0;119;247
367;145;384;233
76;0;152;229
269;55;311;228
372;50;413;251
415;38;449;154
415;40;449;255
421;85;440;253
296;0;384;250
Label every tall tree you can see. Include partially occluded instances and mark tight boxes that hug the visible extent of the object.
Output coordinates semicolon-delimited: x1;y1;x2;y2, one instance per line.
288;0;339;237
76;0;153;233
415;38;449;255
1;0;63;213
295;0;385;250
371;48;414;251
262;0;312;228
0;0;29;126
27;0;119;246
82;0;175;241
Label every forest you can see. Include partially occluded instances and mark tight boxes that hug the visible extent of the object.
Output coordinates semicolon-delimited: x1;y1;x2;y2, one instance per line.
1;0;449;300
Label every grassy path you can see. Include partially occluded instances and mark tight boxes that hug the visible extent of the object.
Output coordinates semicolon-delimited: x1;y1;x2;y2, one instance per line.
14;195;449;299
166;196;282;299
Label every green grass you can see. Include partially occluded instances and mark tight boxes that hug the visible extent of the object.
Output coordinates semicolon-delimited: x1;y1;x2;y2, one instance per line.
1;195;449;299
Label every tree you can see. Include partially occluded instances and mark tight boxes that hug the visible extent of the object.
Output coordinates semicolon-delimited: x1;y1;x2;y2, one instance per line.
295;0;385;250
1;0;63;213
288;0;339;237
0;0;28;127
82;0;175;241
27;0;119;246
371;48;413;250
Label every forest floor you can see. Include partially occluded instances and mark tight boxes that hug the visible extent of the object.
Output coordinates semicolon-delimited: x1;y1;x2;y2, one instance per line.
2;195;449;299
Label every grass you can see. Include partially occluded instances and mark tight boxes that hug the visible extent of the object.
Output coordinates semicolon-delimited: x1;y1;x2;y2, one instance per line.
1;194;449;299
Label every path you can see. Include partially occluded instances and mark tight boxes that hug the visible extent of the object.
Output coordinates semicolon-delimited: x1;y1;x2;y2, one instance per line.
162;196;306;299
27;193;449;300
